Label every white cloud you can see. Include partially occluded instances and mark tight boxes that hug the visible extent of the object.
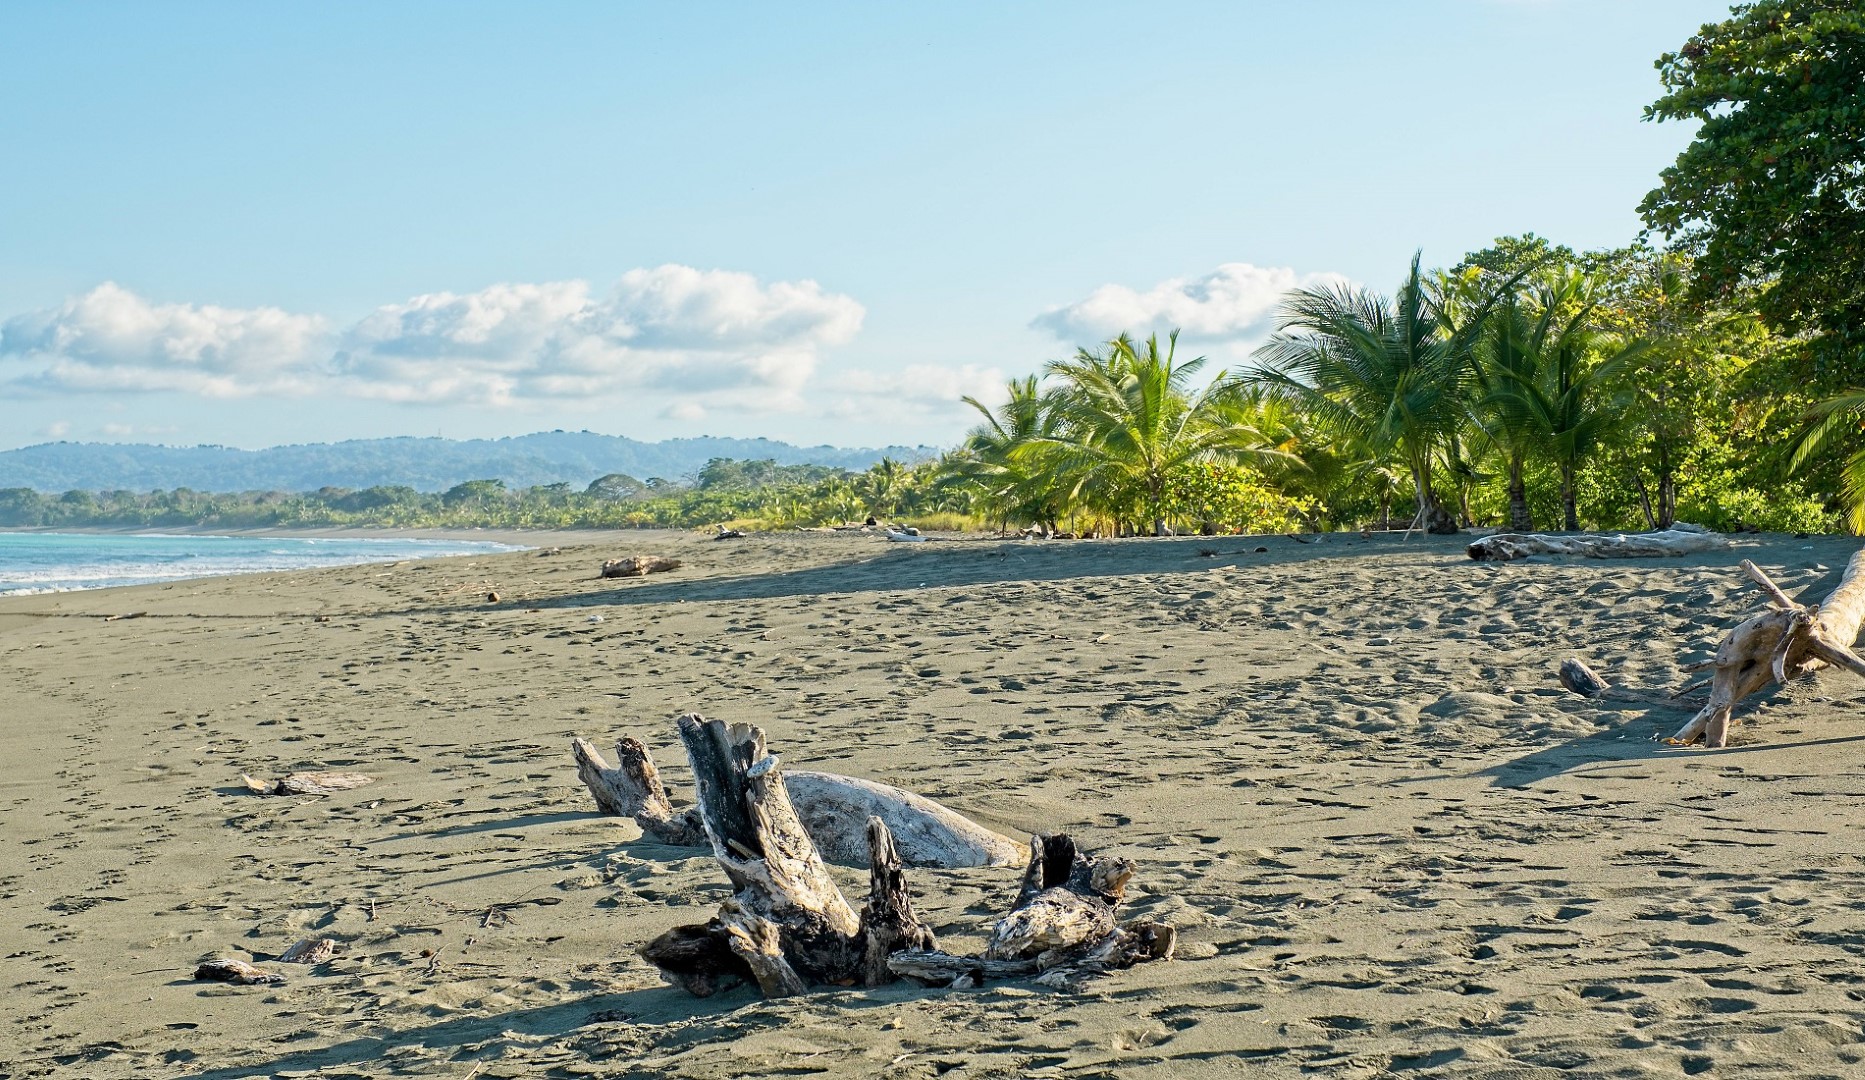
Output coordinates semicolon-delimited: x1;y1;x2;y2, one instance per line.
0;282;330;397
823;363;1007;421
40;420;70;438
334;266;863;407
1;267;865;413
1033;262;1351;346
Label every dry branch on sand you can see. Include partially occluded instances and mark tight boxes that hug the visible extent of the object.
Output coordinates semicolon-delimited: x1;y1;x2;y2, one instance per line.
599;556;681;579
633;714;1173;997
571;735;1024;869
1666;554;1865;748
240;771;375;796
1467;525;1732;561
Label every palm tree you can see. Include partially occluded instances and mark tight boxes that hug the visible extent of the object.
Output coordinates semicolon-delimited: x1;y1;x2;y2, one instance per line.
1039;331;1281;536
1790;391;1865;533
948;375;1071;533
1252;254;1510;534
1475;271;1642;530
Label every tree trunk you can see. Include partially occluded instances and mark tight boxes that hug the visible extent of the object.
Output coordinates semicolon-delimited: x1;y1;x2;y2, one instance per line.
1413;468;1459;535
1657;470;1677;529
1560;460;1579;531
1506;454;1534;532
1633;472;1657;530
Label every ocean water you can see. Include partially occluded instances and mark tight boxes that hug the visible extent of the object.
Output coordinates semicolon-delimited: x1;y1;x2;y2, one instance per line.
0;532;525;595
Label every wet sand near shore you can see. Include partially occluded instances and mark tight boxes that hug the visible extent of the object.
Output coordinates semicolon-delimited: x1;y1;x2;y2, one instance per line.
5;529;1865;1079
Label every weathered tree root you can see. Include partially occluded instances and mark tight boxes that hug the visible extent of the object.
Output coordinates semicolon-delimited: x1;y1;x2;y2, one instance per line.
572;734;1024;869
572;736;709;846
1668;554;1865;748
635;715;1171;998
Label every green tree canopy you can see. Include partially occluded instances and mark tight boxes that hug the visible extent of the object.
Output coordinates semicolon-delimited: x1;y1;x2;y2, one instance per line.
1639;1;1865;377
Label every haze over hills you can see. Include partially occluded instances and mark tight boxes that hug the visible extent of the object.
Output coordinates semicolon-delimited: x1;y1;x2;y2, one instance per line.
0;432;934;494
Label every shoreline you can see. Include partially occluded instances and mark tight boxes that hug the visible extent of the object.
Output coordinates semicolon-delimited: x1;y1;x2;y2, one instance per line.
0;523;659;546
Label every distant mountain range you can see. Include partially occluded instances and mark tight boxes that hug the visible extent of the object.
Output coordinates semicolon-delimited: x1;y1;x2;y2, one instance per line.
0;432;935;493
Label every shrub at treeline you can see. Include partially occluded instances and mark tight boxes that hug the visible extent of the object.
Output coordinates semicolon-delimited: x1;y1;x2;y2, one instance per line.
3;3;1861;539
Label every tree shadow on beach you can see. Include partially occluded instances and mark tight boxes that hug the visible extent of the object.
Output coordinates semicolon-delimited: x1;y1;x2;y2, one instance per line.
526;534;1467;611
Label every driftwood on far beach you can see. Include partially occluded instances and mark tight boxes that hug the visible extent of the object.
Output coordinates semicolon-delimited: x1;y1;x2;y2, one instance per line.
571;735;1024;869
194;958;283;986
599;555;681;579
240;771;375;796
1666;553;1865;748
1468;524;1731;562
635;714;1171;998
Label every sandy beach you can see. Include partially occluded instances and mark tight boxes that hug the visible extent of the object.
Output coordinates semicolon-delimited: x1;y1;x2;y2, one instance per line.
6;529;1865;1079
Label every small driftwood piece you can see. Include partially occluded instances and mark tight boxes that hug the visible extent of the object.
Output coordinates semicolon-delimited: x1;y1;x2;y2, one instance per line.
571;736;1023;869
1468;524;1731;562
194;958;284;985
886;833;1173;990
571;737;707;846
1558;658;1610;698
636;715;1171;999
1668;553;1865;748
600;555;681;579
277;938;338;965
241;771;376;796
987;834;1132;964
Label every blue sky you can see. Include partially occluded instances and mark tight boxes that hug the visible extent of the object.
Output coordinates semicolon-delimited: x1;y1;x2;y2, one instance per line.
0;1;1727;452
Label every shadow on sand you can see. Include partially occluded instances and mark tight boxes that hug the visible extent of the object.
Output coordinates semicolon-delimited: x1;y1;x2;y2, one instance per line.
169;979;917;1080
1477;694;1865;788
525;534;1466;611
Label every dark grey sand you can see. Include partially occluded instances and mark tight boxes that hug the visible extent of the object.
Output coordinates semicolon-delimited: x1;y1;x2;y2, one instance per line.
5;529;1865;1078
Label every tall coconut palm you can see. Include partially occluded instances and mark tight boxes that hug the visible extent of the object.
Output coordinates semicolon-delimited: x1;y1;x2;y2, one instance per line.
1251;254;1511;534
1038;331;1281;536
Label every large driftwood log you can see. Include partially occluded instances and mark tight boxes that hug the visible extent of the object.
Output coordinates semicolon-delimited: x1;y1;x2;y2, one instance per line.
1668;554;1865;748
783;771;1024;869
572;735;1024;869
635;715;1171;997
1468;525;1732;562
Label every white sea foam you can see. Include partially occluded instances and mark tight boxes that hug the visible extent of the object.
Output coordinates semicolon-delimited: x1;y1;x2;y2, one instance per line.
0;533;524;595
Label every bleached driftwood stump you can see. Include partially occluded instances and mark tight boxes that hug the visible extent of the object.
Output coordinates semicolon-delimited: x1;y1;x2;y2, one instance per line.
635;714;1171;997
1669;554;1865;748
